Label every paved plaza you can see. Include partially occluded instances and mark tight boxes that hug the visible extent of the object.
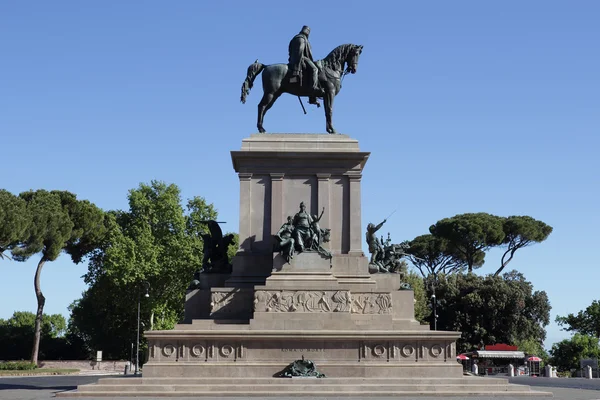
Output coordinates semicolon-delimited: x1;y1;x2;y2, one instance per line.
2;374;600;400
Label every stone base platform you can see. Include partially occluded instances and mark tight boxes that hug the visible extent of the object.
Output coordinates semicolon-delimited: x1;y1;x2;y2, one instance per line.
58;376;553;397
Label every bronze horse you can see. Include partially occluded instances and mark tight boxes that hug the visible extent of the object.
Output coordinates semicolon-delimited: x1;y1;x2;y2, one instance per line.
240;44;363;134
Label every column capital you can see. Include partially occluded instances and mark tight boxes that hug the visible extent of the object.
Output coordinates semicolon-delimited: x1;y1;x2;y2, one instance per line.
316;173;331;181
270;173;285;181
347;174;362;181
238;172;253;181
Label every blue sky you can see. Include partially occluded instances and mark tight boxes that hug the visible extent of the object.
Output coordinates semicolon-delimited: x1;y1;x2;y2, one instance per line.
1;1;598;350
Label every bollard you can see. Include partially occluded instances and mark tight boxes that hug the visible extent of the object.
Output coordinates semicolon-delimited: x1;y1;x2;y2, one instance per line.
124;364;129;375
586;365;593;379
509;364;515;377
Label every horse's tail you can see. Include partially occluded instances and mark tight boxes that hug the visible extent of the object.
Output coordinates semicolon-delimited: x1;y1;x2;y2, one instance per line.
240;60;265;104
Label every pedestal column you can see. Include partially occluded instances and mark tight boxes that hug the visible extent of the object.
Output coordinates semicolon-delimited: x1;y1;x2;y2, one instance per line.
316;173;331;244
270;173;285;234
348;174;363;255
238;172;253;252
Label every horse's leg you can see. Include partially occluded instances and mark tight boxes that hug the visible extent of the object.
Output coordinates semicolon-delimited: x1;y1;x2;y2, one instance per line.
257;91;283;133
257;92;273;133
324;90;337;134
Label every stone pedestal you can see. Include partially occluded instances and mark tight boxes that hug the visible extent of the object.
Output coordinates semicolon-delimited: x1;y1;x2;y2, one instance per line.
227;134;370;288
62;134;550;397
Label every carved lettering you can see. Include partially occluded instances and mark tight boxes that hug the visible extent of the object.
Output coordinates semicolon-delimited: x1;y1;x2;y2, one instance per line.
281;348;325;352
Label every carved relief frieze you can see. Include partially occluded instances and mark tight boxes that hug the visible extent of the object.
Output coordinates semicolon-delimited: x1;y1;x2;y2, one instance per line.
351;293;392;314
211;290;253;317
254;290;352;313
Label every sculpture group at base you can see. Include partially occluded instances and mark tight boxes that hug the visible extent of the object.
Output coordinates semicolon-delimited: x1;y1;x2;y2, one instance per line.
188;221;235;289
274;356;326;378
366;219;410;277
274;202;332;263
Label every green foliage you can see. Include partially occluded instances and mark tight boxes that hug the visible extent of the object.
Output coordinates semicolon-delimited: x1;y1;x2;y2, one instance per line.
7;189;106;364
425;271;550;353
406;234;466;278
70;180;221;359
550;333;600;372
0;190;29;259
0;361;37;370
429;213;504;273
0;311;85;360
494;216;552;276
556;300;600;338
404;270;430;324
514;337;549;362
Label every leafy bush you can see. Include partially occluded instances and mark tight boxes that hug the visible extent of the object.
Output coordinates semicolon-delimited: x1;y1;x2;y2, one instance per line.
0;361;38;370
556;370;571;378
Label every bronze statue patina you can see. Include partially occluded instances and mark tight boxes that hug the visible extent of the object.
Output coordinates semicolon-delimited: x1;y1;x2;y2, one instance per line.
274;355;326;378
240;25;363;134
366;222;411;276
288;25;322;106
274;202;332;262
188;221;235;289
366;219;387;265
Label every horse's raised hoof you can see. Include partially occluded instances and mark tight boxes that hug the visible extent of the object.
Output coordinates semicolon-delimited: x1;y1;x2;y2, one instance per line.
257;126;266;133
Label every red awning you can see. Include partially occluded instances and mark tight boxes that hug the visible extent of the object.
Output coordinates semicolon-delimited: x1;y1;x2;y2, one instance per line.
527;356;542;362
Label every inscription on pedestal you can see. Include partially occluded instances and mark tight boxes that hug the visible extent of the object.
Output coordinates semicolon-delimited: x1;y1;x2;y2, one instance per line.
281;348;325;352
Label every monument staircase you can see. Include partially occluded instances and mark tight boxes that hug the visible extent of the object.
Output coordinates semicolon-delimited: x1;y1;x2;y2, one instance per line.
59;134;552;397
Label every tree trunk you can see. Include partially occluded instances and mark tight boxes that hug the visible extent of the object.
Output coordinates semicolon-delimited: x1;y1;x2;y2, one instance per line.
31;256;47;365
494;248;516;277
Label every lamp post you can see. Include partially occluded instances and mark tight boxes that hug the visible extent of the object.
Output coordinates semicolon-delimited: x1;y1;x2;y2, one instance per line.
431;293;437;331
135;281;150;375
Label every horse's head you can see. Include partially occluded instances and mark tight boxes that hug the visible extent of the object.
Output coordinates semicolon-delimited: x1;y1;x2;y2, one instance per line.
346;44;363;74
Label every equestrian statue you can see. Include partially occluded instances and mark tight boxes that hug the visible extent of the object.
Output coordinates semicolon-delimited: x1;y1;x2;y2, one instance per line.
241;25;363;134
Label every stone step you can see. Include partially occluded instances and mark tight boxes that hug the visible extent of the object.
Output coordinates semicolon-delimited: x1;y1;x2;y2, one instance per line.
75;383;534;393
58;389;553;397
96;377;511;385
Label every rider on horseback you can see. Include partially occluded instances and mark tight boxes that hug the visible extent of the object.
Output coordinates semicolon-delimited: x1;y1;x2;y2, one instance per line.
288;25;323;105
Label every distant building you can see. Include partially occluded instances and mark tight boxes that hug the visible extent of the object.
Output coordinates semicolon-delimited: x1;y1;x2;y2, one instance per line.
466;344;527;376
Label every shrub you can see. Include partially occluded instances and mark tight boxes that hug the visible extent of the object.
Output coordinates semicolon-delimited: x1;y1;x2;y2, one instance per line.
556;370;571;378
0;361;38;370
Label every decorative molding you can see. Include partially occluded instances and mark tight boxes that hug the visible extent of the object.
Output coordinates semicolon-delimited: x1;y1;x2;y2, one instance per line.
373;344;386;358
191;345;205;358
254;290;352;313
270;173;285;181
351;293;392;314
220;345;235;358
316;173;331;181
430;344;443;358
401;344;415;358
162;344;176;357
238;172;253;181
